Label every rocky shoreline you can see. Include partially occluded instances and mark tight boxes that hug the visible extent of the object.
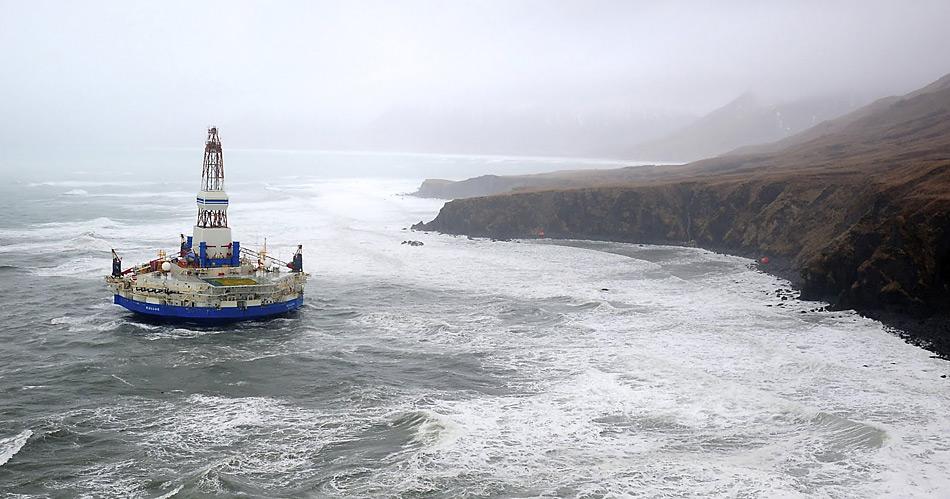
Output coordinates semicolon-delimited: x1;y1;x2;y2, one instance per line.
412;74;950;357
413;178;949;357
415;213;949;358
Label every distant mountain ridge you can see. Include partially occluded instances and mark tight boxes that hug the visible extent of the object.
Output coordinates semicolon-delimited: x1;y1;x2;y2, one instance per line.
362;105;694;158
625;92;867;162
360;89;874;161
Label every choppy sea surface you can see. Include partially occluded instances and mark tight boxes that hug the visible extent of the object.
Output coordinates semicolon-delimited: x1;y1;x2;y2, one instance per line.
1;151;949;497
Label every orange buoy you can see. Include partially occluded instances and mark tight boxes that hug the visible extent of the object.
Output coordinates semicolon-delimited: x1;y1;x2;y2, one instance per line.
760;256;770;265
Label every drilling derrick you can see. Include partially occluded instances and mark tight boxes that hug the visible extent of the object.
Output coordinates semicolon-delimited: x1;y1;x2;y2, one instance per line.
201;127;225;192
191;127;238;266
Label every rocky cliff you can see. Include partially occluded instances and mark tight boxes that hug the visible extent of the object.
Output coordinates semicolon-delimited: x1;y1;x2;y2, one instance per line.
416;74;950;355
412;175;547;199
411;165;675;199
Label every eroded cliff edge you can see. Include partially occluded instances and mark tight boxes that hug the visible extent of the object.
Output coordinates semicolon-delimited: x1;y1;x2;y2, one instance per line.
416;179;950;354
415;74;950;356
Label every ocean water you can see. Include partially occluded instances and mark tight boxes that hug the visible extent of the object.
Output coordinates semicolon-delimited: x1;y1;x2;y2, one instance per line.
0;152;949;497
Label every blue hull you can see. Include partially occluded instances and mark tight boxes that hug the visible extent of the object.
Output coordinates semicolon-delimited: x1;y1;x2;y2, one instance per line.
114;294;303;323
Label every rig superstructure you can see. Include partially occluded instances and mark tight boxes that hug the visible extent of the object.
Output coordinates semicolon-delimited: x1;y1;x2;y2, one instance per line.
106;127;308;321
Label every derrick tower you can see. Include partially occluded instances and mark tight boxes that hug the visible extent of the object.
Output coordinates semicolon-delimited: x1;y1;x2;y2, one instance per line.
191;127;238;266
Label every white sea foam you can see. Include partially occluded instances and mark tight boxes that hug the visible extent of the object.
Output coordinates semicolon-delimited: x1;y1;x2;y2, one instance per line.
32;256;113;279
314;184;950;496
0;430;32;467
49;395;346;494
8;173;950;496
153;484;183;499
51;313;123;333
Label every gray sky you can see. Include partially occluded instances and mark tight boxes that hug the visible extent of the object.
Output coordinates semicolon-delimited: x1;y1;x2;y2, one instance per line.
2;0;949;151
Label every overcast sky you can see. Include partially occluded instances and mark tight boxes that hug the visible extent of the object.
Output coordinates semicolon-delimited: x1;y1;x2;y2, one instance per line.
2;0;949;151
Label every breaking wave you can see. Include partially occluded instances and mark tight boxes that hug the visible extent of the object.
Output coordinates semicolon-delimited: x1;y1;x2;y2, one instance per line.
0;430;32;467
3;172;949;497
29;180;179;188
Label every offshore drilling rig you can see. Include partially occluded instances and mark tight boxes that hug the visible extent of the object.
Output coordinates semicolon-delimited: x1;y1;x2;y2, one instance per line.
106;127;308;322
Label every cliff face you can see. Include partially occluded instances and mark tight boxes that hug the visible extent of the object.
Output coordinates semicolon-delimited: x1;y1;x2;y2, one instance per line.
416;74;950;354
420;178;949;313
799;199;950;312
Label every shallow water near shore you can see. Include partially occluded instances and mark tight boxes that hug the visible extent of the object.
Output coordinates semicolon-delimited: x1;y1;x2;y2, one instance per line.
1;156;949;497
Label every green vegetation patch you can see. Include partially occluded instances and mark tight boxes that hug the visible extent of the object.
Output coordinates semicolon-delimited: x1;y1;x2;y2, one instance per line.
204;277;258;286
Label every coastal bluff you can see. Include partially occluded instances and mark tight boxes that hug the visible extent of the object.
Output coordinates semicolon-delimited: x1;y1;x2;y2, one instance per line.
415;74;950;355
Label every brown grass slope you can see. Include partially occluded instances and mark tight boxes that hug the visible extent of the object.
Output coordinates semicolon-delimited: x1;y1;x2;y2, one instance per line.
411;165;685;200
418;74;950;352
625;93;862;162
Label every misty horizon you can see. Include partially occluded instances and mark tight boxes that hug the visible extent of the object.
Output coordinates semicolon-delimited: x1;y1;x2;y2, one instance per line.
2;0;950;160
